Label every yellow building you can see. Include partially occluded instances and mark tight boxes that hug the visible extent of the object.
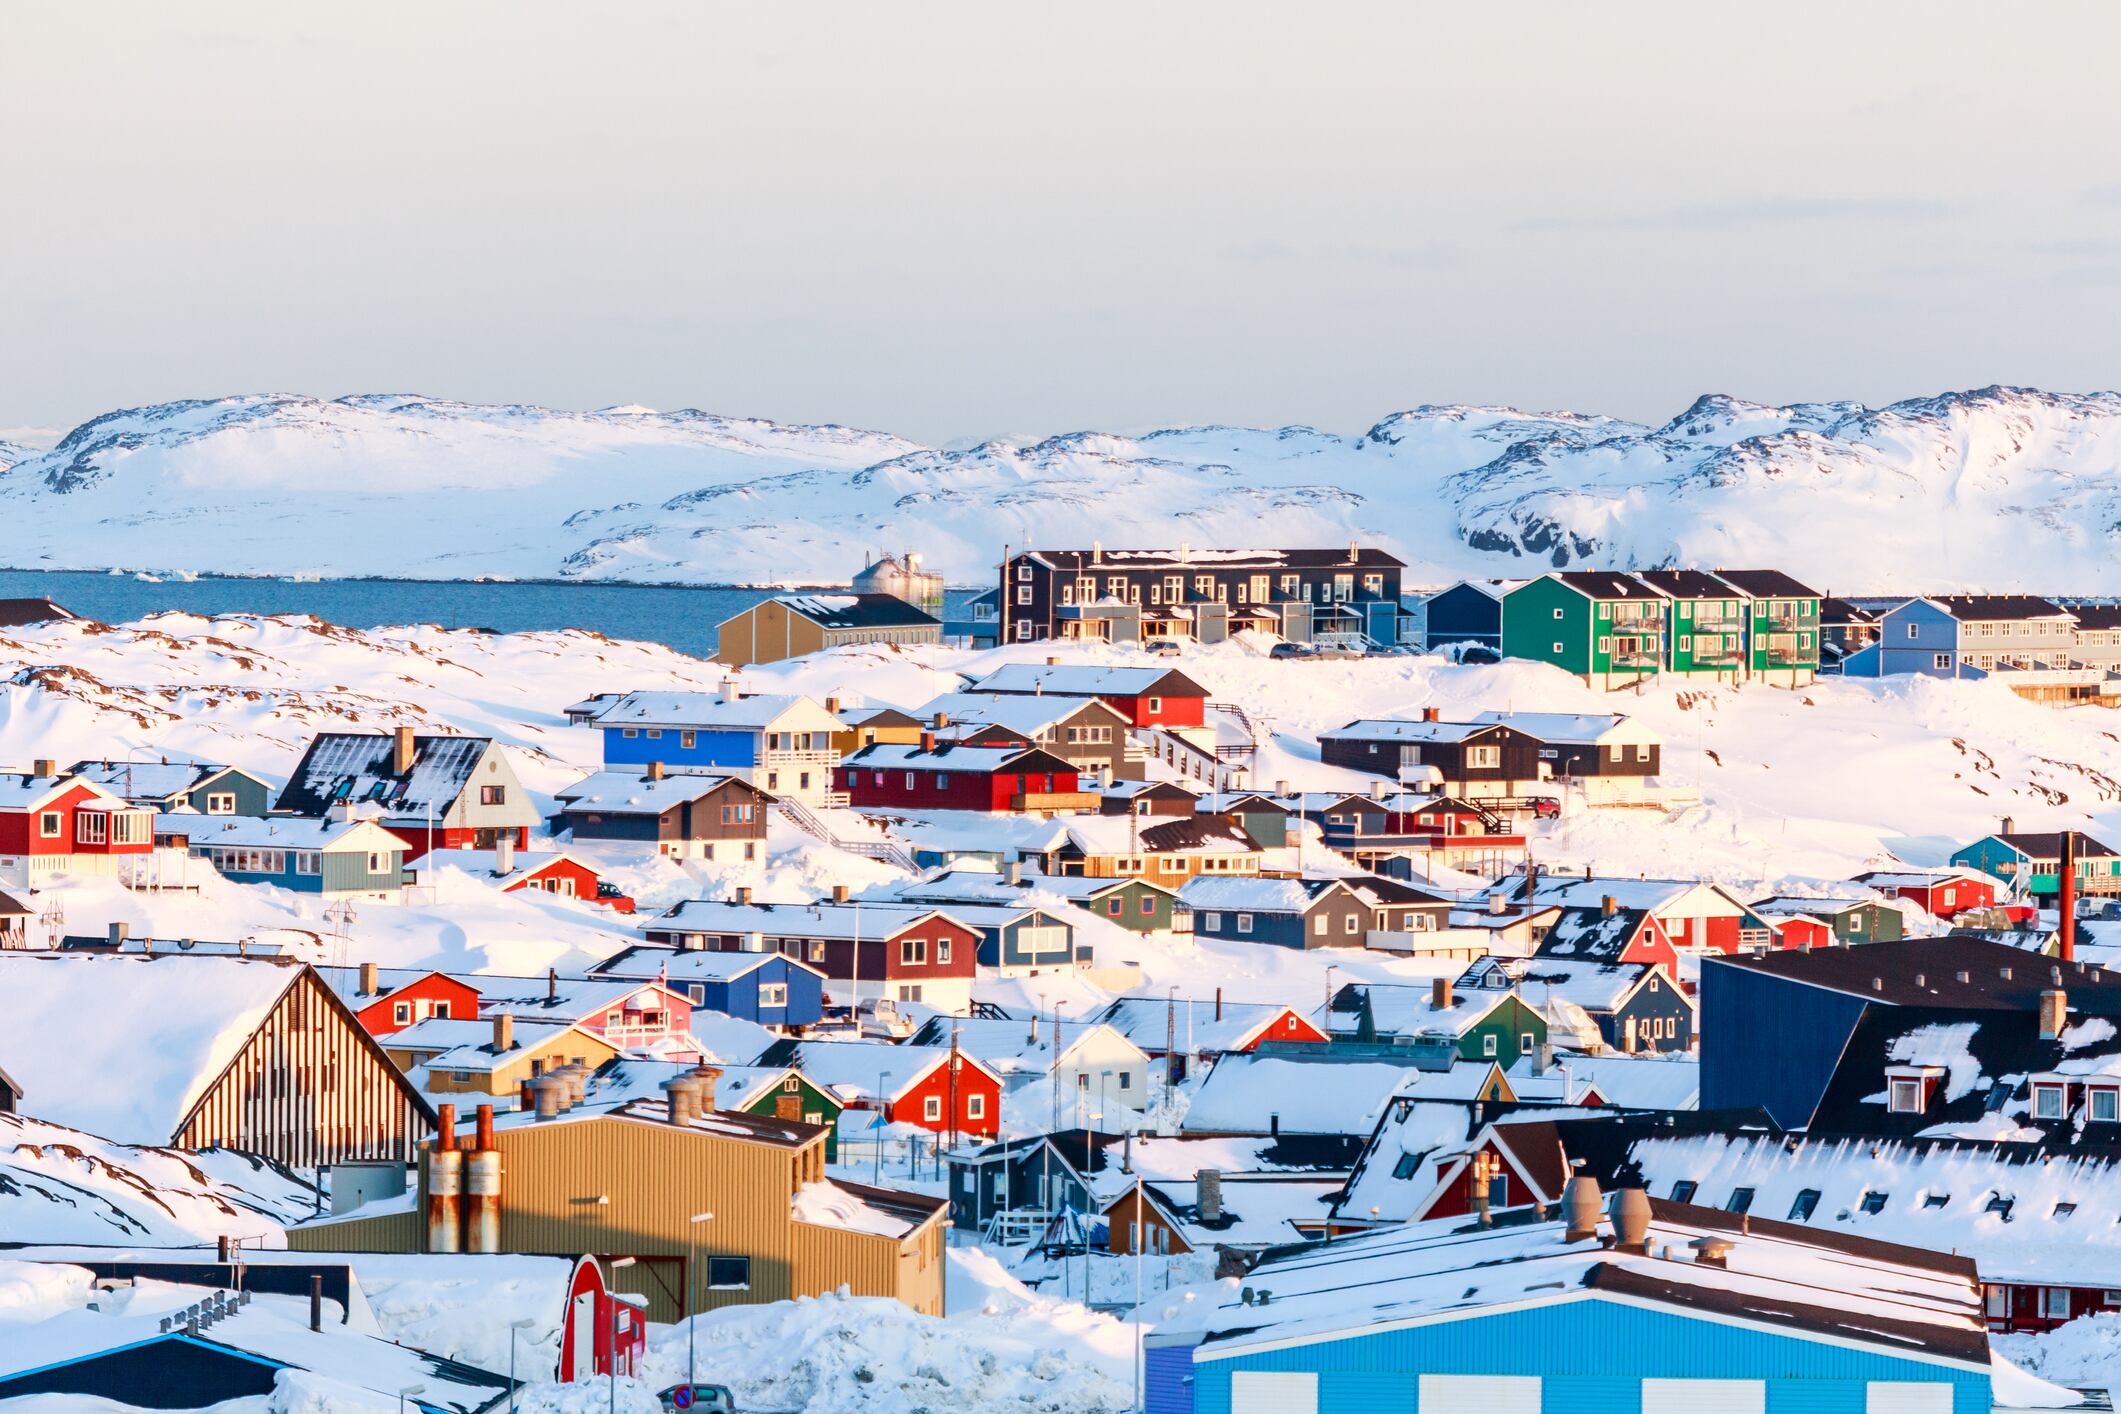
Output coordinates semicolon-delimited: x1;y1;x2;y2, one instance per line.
715;595;940;667
291;1071;946;1320
382;1015;620;1099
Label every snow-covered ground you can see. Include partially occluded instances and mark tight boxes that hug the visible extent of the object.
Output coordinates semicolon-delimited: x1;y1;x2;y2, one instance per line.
7;387;2121;590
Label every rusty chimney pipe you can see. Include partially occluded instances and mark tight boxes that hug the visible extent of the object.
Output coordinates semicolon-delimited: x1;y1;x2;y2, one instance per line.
2060;829;2079;964
465;1103;501;1255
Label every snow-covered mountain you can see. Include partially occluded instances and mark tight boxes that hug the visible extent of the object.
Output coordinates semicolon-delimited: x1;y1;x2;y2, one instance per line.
3;387;2119;590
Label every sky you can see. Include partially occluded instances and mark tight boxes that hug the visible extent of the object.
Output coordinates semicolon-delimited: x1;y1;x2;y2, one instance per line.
5;2;2121;447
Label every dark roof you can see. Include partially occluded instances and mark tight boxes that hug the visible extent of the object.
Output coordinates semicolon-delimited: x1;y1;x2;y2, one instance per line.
1347;875;1453;907
1632;569;1739;599
1820;596;1878;624
2065;603;2121;630
777;594;939;630
1551;571;1661;599
1534;906;1656;962
0;598;80;628
1021;546;1405;571
841;706;924;728
0;890;28;917
273;732;492;818
1926;594;2074;622
1710;569;1820;598
1991;831;2121;860
1801;1003;2089;1139
1136;816;1262;854
1708;935;2121;1013
841;741;1077;774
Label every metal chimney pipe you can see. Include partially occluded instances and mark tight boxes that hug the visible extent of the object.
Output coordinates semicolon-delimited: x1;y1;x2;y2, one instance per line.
310;1275;323;1332
466;1103;501;1255
2061;830;2079;963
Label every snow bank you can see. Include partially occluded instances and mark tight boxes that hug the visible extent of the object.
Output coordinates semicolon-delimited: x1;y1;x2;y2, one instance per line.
1995;1312;2121;1393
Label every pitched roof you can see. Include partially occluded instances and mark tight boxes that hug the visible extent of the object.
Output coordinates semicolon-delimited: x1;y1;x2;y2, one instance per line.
0;598;79;627
1986;831;2121;860
1631;569;1740;599
1318;717;1493;744
646;898;968;941
590;944;826;984
63;758;256;804
1550;570;1661;599
272;732;492;819
770;593;938;630
1711;568;1821;598
0;954;305;1140
170;813;402;853
1468;711;1646;744
1922;594;2075;623
594;690;841;732
1178;875;1344;913
753;1037;1002;1100
1821;596;1878;624
914;691;1123;736
1534;905;1658;962
1096;995;1312;1053
2067;603;2121;631
1181;1053;1423;1136
840;740;1075;773
963;663;1206;699
1020;546;1404;572
1709;935;2121;1013
1061;815;1260;857
0;890;29;918
551;770;758;812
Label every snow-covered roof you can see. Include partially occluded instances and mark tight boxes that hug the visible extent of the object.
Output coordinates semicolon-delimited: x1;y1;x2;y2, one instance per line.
1178;875;1343;913
1322;981;1513;1040
1060;815;1259;857
790;1178;941;1239
0;954;303;1142
963;663;1202;698
1330;1097;1485;1222
1319;718;1491;744
1512;957;1665;1014
840;740;1057;771
1509;1053;1701;1111
0;771;123;813
62;757;253;803
1469;710;1653;745
592;945;824;984
901;1017;1144;1076
897;867;1177;906
754;1038;1001;1101
595;690;841;732
1182;1054;1421;1137
466;974;687;1023
915;691;1120;736
1096;996;1309;1053
551;769;752;812
772;594;937;630
648;898;970;941
273;731;494;820
1175;1197;1988;1368
1131;1176;1345;1248
404;1018;584;1073
414;847;585;882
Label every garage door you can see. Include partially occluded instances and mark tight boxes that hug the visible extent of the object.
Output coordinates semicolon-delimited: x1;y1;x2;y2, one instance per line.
1417;1374;1540;1412
1643;1379;1764;1414
1232;1371;1317;1414
1867;1383;1953;1414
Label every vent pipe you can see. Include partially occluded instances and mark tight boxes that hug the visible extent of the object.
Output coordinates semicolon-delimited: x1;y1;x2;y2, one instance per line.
2061;830;2079;963
1610;1186;1652;1252
466;1103;501;1254
426;1105;463;1254
1563;1174;1602;1242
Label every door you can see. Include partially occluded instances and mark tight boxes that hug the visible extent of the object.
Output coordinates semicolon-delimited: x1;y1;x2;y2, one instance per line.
1417;1375;1538;1412
569;1290;596;1381
1644;1380;1762;1414
1866;1384;1953;1413
1231;1371;1317;1414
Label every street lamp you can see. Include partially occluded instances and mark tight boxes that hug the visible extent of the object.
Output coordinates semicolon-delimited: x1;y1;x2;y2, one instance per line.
606;1259;637;1414
1324;964;1339;1027
687;1212;715;1393
397;1385;425;1414
507;1318;536;1414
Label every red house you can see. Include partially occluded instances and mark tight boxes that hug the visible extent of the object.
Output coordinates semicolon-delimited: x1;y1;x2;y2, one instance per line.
645;897;982;1014
1408;1120;1570;1224
332;964;485;1038
961;663;1208;729
557;1254;647;1382
415;843;634;912
0;761;156;888
1852;869;1999;920
1534;903;1685;972
834;743;1086;814
760;1038;1004;1138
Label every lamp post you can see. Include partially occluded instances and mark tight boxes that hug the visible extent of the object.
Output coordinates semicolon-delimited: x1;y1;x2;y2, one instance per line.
1324;964;1339;1028
687;1211;714;1393
1133;1171;1145;1414
398;1385;424;1414
507;1318;536;1414
606;1258;637;1414
1098;1069;1112;1133
873;1072;892;1186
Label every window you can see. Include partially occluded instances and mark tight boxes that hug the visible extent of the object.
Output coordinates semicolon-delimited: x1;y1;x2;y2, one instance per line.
206;792;236;815
1678;635;1691;652
1146;696;1162;714
1107;898;1123;917
646;728;662;740
1014;620;1032;641
966;1093;985;1119
922;1095;942;1122
368;852;385;872
76;812;106;845
937;938;951;964
1482;1034;1498;1057
1932;653;1952;670
480;785;506;806
1236;913;1253;934
1466;745;1500;769
622;727;638;737
1344;913;1360;934
1313;914;1328;937
759;983;788;1007
1888;1078;1923;1114
808;940;825;963
1552;608;1564;620
1118;1071;1131;1090
1670;1180;1698;1203
1787;1189;1821;1222
1726;1187;1755;1215
1861;1190;1888;1214
1922;1192;1950;1209
38;811;61;838
2034;1085;2066;1120
1552;642;1563;653
1392;1152;1423;1180
2055;1201;2079;1219
1906;623;1920;640
1985;1193;2016;1221
1016;586;1032;605
900;938;926;965
1599;637;1612;654
393;1001;411;1024
1519;1032;1535;1054
707;1256;751;1290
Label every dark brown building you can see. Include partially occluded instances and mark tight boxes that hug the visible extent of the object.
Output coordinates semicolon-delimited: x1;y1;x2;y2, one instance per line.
550;769;772;863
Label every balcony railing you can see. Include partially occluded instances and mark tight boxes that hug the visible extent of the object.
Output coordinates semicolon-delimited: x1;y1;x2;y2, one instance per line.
1692;613;1746;632
1763;645;1813;665
1013;790;1101;813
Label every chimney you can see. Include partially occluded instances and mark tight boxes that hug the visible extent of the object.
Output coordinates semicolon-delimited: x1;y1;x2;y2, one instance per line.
833;884;850;903
1198;1169;1223;1223
693;1063;722;1113
392;726;416;777
1347;539;1359;564
494;836;514;876
1423;707;1440;723
534;1075;563;1120
721;677;741;703
2041;987;2068;1041
546;967;558;1003
647;760;665;782
1179;542;1191;563
1431;977;1454;1011
663;1075;697;1125
1122;1130;1133;1173
1215;988;1223;1021
1488;892;1507;916
109;922;128;946
2001;815;2016;835
933;712;950;729
310;1275;323;1333
737;886;754;905
1610;1186;1652;1251
492;1012;514;1053
1370;779;1388;801
1563;1173;1602;1241
359;961;379;996
32;758;55;779
1275;779;1291;797
825;696;841;715
1005;859;1022;886
2061;830;2079;963
1602;894;1617;918
1092;540;1103;566
1045;656;1059;667
465;1105;501;1254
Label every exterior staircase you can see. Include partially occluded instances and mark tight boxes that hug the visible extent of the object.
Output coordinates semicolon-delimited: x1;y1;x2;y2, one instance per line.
774;795;918;872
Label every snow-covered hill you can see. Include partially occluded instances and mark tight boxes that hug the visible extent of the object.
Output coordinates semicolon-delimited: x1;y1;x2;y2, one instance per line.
4;387;2120;590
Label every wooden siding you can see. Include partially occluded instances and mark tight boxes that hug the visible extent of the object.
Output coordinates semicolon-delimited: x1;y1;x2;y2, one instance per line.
175;969;432;1167
320;847;407;895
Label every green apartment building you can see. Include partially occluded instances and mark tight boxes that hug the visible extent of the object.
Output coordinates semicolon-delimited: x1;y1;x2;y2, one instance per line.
1499;572;1670;690
1635;569;1752;682
1713;569;1823;686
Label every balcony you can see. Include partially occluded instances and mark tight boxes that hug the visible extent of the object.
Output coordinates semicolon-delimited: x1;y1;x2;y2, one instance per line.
1692;612;1746;633
1012;790;1101;814
1763;644;1814;665
1612;648;1663;668
1762;612;1807;632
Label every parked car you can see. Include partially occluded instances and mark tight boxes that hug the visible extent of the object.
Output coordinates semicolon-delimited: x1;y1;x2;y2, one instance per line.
1525;796;1562;821
1142;639;1182;657
1268;642;1314;660
1309;641;1363;660
659;1384;736;1413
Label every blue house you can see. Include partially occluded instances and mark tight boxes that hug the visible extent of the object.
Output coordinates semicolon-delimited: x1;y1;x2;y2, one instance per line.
178;814;410;897
1152;1181;1997;1414
590;688;846;805
589;944;827;1029
917;901;1086;971
1845;595;2079;679
66;757;277;817
1180;876;1372;950
1421;580;1513;655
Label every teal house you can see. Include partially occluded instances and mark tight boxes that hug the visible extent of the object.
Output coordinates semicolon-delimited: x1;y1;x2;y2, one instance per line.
1151;1188;1997;1414
1499;573;1669;690
66;758;276;817
181;813;412;898
1952;829;2121;903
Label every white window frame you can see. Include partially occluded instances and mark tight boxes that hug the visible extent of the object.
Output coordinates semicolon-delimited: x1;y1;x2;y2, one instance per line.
206;792;237;815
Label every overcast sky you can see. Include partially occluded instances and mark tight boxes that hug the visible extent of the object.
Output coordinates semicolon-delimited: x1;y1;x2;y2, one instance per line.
6;2;2119;445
